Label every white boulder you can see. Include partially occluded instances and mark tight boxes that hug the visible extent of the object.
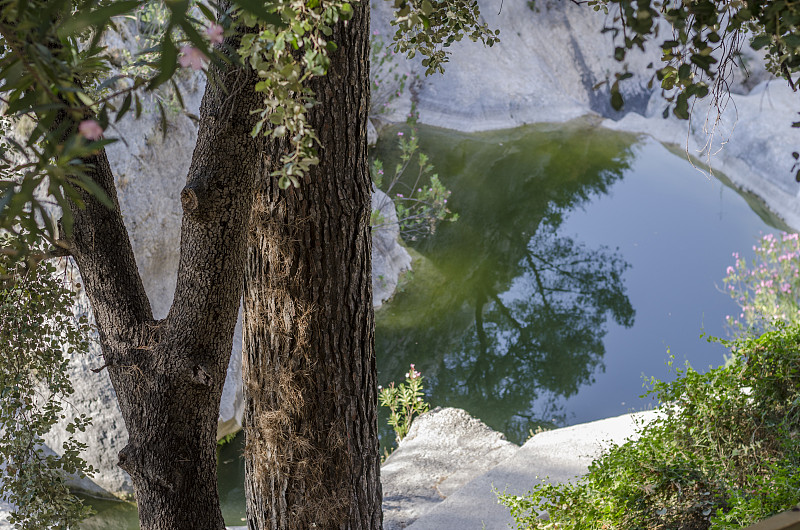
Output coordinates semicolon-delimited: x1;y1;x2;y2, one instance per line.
381;407;519;529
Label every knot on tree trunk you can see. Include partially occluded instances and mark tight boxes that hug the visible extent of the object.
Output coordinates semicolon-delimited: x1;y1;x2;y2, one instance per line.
181;178;208;214
192;364;213;387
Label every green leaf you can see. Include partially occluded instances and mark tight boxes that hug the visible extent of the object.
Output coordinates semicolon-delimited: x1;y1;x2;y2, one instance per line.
157;100;168;138
57;0;142;37
147;34;178;90
751;34;771;50
233;0;284;27
610;81;623;111
421;0;433;16
115;93;132;123
75;176;113;209
674;94;690;119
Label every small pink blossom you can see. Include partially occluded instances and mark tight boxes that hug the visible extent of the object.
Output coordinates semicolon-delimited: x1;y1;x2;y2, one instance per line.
397;132;404;136
78;120;103;141
406;363;421;379
179;46;208;70
726;266;734;275
206;23;224;45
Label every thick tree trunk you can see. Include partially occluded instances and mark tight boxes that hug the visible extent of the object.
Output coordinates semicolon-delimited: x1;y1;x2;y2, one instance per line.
68;34;264;530
242;2;381;528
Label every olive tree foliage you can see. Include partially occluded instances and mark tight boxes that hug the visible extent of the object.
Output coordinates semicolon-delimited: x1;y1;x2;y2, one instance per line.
596;0;800;169
0;0;496;254
0;235;94;529
0;0;497;526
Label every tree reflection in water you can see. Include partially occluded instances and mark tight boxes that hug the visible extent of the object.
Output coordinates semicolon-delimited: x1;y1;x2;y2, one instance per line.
449;226;634;442
374;122;639;444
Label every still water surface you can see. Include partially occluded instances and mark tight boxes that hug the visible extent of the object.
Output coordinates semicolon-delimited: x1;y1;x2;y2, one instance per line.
81;121;787;527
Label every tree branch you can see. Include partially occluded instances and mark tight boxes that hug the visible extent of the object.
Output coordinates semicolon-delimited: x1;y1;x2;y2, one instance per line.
69;148;154;347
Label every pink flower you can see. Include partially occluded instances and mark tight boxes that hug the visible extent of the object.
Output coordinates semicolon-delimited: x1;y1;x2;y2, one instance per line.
726;266;734;275
406;363;421;379
206;23;224;45
397;132;404;136
78;120;103;141
179;46;207;70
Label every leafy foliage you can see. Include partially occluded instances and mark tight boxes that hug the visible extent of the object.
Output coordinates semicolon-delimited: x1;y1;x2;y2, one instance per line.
0;0;498;251
371;123;457;240
0;0;230;250
238;0;357;188
499;324;800;530
388;0;499;75
590;0;800;127
378;363;430;443
723;232;800;335
0;246;94;529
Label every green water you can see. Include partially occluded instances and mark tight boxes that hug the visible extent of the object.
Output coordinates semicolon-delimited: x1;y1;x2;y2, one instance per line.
374;120;787;445
81;120;787;526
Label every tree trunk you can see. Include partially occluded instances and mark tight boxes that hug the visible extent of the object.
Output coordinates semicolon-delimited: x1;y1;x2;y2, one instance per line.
68;34;265;530
242;2;381;528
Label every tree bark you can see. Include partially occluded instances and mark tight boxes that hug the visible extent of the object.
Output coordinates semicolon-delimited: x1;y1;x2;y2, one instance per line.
242;2;381;528
67;35;264;530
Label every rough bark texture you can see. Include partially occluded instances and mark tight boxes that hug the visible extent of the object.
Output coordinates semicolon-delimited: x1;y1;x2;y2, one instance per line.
242;2;380;528
68;35;264;530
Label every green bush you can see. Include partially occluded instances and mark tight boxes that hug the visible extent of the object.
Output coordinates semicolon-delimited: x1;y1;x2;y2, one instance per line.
723;232;800;334
0;250;95;529
499;325;800;530
378;363;430;443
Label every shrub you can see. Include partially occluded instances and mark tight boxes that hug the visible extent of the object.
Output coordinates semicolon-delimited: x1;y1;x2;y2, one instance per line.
723;232;800;335
0;249;95;529
378;363;430;443
499;324;800;530
370;117;458;241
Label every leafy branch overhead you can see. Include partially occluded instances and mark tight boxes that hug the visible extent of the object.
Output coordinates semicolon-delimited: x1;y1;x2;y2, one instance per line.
0;0;498;251
592;0;800;123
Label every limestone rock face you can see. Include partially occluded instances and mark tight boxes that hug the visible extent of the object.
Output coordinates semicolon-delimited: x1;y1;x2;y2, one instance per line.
42;286;134;499
373;186;413;309
381;407;519;529
371;0;664;129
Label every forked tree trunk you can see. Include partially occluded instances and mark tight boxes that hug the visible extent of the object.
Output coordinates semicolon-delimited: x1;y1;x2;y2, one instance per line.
242;1;381;528
68;32;264;530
